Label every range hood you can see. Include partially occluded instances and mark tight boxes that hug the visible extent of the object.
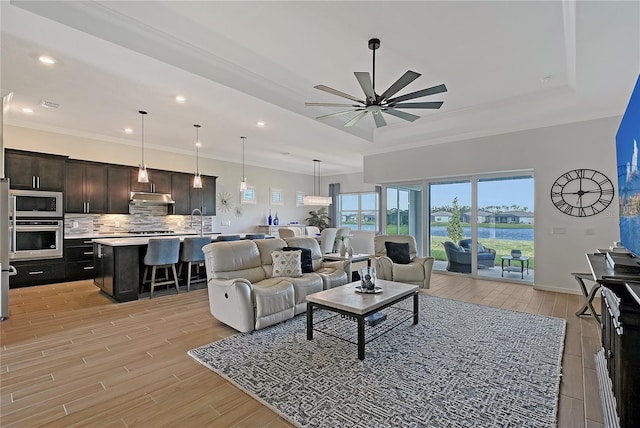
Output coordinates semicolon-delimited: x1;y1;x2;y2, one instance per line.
130;192;175;205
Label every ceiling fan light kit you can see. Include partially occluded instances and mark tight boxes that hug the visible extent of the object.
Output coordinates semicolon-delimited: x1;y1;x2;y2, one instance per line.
306;38;447;128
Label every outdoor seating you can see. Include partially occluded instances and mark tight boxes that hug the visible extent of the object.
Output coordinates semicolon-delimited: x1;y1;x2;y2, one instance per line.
458;239;497;268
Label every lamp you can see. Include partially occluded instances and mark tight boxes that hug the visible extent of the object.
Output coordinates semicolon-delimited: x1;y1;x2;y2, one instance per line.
137;110;149;183
193;124;202;189
303;159;332;206
239;136;247;191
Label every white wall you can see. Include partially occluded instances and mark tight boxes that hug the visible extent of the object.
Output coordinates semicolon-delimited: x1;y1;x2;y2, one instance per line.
5;125;320;232
364;116;622;294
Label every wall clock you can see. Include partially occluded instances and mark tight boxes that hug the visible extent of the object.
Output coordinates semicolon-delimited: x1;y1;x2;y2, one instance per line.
217;192;233;213
550;168;614;217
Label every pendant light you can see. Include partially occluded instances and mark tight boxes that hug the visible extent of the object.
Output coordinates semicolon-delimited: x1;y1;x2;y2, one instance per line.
193;124;203;188
303;159;332;206
239;136;247;191
137;110;149;183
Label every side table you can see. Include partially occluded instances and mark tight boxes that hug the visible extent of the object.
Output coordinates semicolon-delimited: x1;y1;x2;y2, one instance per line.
501;255;529;279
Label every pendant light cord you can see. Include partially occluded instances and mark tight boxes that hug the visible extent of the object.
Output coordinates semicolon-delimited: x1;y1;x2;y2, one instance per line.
139;110;147;165
194;124;200;174
241;136;246;179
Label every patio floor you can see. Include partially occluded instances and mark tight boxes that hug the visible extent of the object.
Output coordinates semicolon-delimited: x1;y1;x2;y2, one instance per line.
432;259;534;283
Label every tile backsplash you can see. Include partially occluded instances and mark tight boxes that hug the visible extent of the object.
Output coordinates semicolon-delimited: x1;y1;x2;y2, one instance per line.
65;204;213;236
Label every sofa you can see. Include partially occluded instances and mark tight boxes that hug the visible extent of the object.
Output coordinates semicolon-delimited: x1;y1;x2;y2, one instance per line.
203;237;349;332
374;234;434;289
442;240;496;273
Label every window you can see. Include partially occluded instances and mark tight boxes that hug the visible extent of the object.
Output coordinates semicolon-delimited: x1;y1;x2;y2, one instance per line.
241;186;256;204
338;192;378;232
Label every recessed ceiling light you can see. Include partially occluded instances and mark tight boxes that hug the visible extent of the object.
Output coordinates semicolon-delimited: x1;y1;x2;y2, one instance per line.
257;121;266;127
175;95;187;103
39;56;56;65
22;107;33;114
124;128;133;134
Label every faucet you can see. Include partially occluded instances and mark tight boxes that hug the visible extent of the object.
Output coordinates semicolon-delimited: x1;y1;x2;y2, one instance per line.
190;208;204;236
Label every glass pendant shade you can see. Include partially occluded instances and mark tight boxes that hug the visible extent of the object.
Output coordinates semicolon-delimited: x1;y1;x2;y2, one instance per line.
137;110;149;183
240;136;247;192
303;159;331;206
193;124;202;188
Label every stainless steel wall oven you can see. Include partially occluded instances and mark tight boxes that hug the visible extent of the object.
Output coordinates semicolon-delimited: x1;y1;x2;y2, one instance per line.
10;219;64;261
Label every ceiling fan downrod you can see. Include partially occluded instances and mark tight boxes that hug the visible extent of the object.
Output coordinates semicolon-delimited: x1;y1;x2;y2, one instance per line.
368;38;380;98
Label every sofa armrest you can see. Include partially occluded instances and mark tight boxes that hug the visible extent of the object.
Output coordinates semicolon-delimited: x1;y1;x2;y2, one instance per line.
207;277;255;333
321;259;350;272
375;256;394;280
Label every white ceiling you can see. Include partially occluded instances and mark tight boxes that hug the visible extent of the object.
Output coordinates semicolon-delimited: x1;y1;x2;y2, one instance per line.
1;1;639;176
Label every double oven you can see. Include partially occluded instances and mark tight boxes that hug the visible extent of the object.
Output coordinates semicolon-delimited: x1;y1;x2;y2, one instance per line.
9;190;64;261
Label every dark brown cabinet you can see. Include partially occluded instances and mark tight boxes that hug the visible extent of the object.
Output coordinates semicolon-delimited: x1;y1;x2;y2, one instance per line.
130;168;172;194
64;238;95;280
171;173;191;215
65;160;108;213
189;175;216;215
93;243;141;302
9;259;66;288
5;149;66;191
107;166;131;214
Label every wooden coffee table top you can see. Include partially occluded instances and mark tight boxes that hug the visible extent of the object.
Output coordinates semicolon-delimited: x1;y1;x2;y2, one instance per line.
306;280;418;315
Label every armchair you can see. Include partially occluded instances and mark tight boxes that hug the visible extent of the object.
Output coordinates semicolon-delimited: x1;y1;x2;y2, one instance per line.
374;235;434;289
442;240;496;273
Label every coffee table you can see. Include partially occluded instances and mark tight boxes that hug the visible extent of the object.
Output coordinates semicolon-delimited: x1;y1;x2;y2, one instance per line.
306;280;419;360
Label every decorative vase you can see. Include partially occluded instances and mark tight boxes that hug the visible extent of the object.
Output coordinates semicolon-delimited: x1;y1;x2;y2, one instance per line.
360;266;376;291
347;245;354;257
268;209;272;225
273;213;279;225
339;241;346;256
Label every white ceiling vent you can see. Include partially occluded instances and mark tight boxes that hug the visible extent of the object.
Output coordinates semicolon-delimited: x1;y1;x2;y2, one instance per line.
40;100;60;109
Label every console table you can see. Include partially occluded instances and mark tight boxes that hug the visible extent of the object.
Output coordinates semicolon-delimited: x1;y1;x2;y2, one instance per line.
587;253;640;428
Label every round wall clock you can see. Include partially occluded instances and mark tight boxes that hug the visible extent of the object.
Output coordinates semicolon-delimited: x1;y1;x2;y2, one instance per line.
550;168;614;217
217;192;233;213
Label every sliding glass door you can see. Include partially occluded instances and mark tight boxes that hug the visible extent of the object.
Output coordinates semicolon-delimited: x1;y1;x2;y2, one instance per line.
386;184;424;255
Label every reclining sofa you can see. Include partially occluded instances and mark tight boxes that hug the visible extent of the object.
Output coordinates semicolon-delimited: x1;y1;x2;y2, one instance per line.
203;237;349;332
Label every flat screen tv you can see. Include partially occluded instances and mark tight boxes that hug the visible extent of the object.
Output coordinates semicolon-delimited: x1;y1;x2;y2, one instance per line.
616;73;640;258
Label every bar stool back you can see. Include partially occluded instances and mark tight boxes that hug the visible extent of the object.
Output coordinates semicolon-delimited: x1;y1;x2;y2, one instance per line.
180;236;211;291
142;238;181;298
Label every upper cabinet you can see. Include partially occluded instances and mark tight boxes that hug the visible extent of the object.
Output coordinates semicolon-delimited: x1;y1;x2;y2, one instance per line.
171;173;191;215
130;168;172;194
107;166;131;214
189;175;217;216
65;160;108;214
5;149;66;191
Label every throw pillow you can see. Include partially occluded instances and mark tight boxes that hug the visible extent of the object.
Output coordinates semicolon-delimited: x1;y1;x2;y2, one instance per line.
477;243;486;253
283;246;313;273
271;250;302;278
385;241;411;264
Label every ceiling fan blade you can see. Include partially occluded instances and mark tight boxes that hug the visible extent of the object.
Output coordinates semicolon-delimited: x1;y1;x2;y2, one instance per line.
392;101;444;109
305;102;362;107
316;109;362;120
382;109;420;122
314;85;364;103
379;70;421;102
344;111;368;127
354;72;376;102
386;84;448;104
372;111;387;128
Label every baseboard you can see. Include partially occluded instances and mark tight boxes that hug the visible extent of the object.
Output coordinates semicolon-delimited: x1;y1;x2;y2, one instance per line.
532;283;584;296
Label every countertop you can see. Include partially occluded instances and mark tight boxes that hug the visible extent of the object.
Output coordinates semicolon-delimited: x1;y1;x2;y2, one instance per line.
91;233;270;246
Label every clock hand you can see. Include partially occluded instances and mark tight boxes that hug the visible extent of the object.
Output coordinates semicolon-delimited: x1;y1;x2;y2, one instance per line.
563;190;600;195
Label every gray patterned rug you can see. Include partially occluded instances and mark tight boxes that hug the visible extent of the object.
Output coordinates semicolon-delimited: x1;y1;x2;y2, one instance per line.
188;295;566;428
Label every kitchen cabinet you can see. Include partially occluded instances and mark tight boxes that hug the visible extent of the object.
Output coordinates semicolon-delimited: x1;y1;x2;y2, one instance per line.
107;166;131;214
171;173;191;215
4;149;66;191
64;238;95;280
65;160;108;213
93;242;142;302
9;259;66;288
189;175;217;215
130;168;172;194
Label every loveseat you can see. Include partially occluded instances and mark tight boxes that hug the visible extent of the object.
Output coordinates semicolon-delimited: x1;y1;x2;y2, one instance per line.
203;237;349;332
442;240;496;273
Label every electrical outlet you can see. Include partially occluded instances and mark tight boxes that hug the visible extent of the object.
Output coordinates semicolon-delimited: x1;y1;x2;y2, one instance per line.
115;221;120;228
72;221;79;228
221;220;231;226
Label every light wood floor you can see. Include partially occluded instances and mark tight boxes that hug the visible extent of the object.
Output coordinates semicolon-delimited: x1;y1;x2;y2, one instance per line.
1;274;603;427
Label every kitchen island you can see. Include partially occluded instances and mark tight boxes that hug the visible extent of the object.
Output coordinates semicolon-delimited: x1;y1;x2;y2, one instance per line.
92;234;260;302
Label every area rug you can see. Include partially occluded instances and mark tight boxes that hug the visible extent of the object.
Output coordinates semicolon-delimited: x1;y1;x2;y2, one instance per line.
188;295;566;428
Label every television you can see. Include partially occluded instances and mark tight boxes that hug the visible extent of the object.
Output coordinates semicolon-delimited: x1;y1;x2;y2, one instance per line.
615;73;640;258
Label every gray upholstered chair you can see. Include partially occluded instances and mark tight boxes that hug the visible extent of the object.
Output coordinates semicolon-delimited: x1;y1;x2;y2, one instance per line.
142;238;181;298
245;233;266;240
278;228;296;239
458;239;496;268
442;241;473;273
319;227;337;253
216;235;241;241
374;234;434;289
179;236;211;291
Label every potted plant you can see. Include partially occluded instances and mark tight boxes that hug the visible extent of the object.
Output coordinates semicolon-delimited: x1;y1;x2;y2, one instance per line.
305;207;331;230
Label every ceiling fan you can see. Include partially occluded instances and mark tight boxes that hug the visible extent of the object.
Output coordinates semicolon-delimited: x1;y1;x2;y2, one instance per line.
305;38;447;128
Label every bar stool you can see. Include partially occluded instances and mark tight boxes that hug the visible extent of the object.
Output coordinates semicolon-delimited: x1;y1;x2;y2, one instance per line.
179;236;211;292
142;238;181;298
216;235;241;241
571;272;601;323
245;233;266;240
